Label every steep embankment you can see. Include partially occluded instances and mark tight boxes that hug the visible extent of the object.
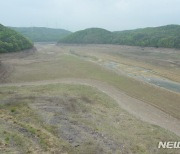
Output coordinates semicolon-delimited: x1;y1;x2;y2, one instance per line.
58;25;180;48
11;27;71;42
0;24;33;53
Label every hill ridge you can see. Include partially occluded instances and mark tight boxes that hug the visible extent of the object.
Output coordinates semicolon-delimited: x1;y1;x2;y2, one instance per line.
58;25;180;48
10;27;71;42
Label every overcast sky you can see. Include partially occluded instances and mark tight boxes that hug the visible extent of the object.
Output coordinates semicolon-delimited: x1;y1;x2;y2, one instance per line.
0;0;180;31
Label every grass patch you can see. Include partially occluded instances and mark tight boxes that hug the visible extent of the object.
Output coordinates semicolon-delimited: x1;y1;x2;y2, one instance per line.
0;84;179;153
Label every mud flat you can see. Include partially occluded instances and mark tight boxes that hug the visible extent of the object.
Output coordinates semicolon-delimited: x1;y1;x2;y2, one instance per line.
103;61;180;93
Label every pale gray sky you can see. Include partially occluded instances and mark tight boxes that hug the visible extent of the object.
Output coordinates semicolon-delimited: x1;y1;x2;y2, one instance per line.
0;0;180;31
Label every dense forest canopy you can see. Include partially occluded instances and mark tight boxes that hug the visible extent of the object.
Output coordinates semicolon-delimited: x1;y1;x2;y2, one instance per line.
11;27;71;42
58;25;180;48
0;24;33;53
112;25;180;48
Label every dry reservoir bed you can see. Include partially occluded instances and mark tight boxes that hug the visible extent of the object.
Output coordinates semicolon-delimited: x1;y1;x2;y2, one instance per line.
0;43;180;153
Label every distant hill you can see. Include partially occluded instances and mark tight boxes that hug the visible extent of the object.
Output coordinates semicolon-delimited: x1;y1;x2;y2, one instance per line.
58;28;113;44
0;24;33;53
112;25;180;48
58;25;180;48
11;27;71;42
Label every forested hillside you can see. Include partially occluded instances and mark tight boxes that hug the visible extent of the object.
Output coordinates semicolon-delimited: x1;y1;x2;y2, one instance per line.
59;28;113;44
0;24;33;53
112;25;180;48
58;25;180;48
11;27;71;42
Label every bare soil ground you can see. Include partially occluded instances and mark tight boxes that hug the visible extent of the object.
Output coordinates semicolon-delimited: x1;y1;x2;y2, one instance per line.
0;48;35;83
0;63;10;83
